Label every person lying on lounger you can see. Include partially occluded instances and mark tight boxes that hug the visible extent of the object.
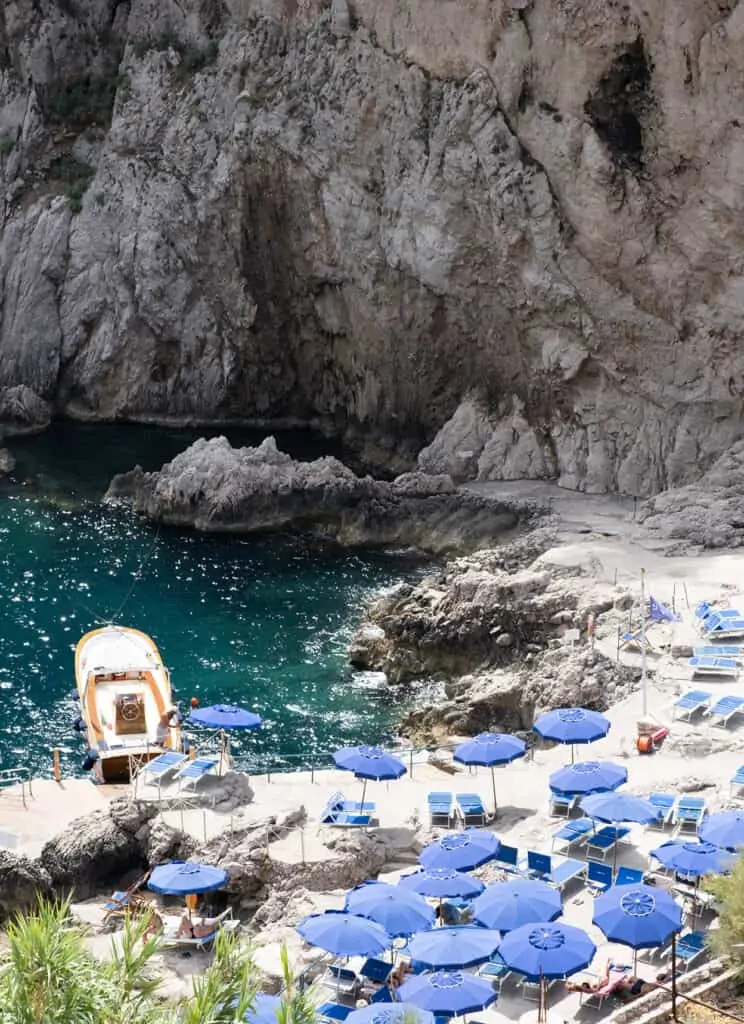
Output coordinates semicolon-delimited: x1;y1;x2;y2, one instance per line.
566;960;675;998
176;914;222;939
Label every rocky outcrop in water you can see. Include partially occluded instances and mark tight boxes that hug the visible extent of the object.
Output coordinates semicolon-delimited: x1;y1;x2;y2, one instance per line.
2;1;744;490
105;435;546;553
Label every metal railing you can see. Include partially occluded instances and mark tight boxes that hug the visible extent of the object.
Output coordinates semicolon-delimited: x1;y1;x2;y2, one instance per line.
0;766;33;808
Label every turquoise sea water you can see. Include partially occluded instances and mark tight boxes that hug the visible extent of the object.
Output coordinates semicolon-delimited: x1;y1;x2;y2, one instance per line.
0;424;430;779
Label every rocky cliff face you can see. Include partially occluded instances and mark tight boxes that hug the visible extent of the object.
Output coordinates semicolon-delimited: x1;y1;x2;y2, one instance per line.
2;0;744;491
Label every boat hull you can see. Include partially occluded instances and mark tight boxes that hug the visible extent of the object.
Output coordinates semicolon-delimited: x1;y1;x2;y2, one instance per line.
74;626;181;784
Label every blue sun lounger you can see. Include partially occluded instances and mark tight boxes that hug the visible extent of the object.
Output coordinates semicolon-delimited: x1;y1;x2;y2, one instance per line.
586;861;613;896
648;793;676;829
456;793;488;825
139;751;188;797
526;851;587;891
673;691;712;721
674;796;706;834
730;765;744;796
586;826;631;862
549;792;578;817
318;1003;353;1022
174;756;220;793
693;645;744;662
359;959;392;985
551;817;594;853
615;867;645;886
321;793;376;828
478;954;513;994
427;792;454;827
689;656;739;678
661;930;708;971
493;843;526;875
699;614;744;640
708;695;744;728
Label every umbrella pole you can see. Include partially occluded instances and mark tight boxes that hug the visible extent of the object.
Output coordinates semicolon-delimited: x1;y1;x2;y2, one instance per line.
571;743;575;765
538;972;546;1024
361;778;368;813
671;932;678;1021
491;767;497;819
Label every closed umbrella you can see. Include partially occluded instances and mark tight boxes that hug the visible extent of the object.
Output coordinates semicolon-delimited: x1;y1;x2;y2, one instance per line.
346;1005;434;1024
472;879;561;933
453;733;526;815
333;745;407;813
345;881;434;937
297;911;390;957
699;810;744;850
406;926;501;969
549;761;627;797
398;869;484;901
419;830;500;873
397;970;497;1017
533;708;610;763
593;885;682;969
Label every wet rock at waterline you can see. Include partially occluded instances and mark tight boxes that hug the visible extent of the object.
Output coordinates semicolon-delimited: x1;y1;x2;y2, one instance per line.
105;436;547;554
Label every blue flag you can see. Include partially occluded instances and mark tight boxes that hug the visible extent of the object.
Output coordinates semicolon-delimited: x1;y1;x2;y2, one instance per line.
649;595;679;622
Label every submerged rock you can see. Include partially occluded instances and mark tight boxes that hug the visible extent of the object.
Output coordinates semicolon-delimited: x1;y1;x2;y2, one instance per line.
105;435;546;554
0;386;52;436
0;449;15;475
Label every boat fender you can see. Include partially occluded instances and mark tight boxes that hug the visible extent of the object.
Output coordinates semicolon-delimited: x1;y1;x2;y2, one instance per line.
72;717;87;733
82;749;100;772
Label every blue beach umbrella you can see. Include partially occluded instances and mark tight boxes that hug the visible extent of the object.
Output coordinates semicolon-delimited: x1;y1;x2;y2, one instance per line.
699;810;744;850
347;1005;435;1024
498;921;596;979
148;861;228;895
580;792;658;825
533;707;610;763
419;830;500;873
397;970;498;1017
399;868;485;901
333;745;407;811
593;885;682;954
244;994;282;1024
472;879;562;933
650;840;735;878
297;911;391;957
406;926;502;969
189;704;263;730
453;733;526;814
549;760;627;797
345;881;435;937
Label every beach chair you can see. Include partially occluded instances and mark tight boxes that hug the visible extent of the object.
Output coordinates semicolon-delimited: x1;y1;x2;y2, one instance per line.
730;765;744;797
615;867;645;886
317;1003;353;1022
581;965;633;1010
478;954;513;994
493;843;525;875
708;695;744;728
619;630;655;654
586;860;613;896
521;975;560;1001
693;645;744;663
174;756;220;794
662;931;708;971
139;751;188;794
673;691;712;722
586;825;631;862
689;656;739;679
322;965;361;999
359;958;392;986
647;793;676;829
549;792;578;817
369;986;393;1004
320;792;376;828
551;817;594;853
526;851;587;892
102;873;151;923
427;792;455;828
162;907;237;949
699;614;744;640
674;796;706;834
455;793;488;826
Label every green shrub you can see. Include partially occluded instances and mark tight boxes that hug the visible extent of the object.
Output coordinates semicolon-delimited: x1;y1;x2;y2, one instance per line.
40;72;125;130
705;854;744;976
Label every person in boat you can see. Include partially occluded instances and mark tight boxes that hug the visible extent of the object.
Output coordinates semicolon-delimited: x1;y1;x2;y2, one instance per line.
155;708;179;746
176;913;223;940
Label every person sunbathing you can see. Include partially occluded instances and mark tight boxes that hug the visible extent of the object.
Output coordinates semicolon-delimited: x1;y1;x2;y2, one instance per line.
176;914;221;939
389;962;412;990
142;911;164;941
567;961;676;1000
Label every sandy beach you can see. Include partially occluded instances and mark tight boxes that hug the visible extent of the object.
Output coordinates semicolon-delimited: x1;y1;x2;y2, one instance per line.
2;481;742;1019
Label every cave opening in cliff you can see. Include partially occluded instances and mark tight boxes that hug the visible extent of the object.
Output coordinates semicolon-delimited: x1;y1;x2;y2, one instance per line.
584;38;652;171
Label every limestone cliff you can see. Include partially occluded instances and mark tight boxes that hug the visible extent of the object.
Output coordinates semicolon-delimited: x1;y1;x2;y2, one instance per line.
2;0;744;491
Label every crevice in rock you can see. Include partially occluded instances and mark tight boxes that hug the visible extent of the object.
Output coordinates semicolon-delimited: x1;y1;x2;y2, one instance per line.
584;38;652;172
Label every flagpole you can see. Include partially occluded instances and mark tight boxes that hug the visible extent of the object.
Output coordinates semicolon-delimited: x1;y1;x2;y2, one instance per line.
640;568;648;718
